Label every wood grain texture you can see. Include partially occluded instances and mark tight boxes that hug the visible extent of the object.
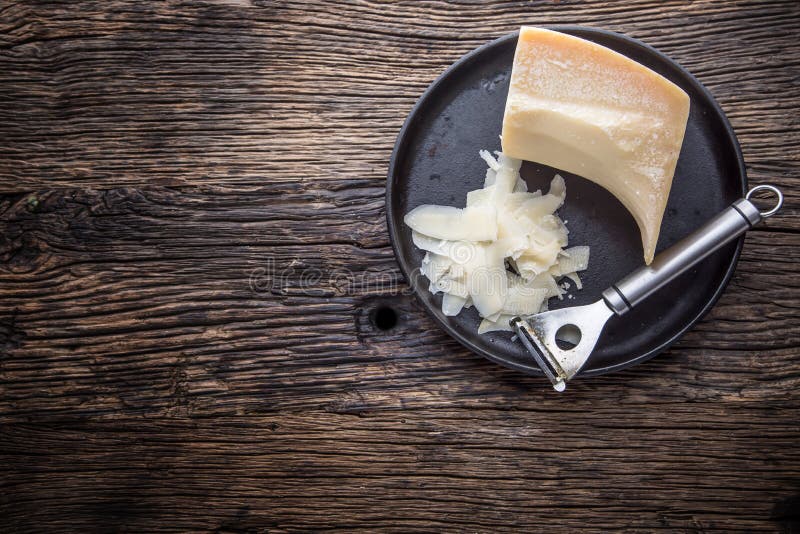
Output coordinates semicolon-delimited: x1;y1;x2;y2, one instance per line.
1;0;799;532
2;408;799;532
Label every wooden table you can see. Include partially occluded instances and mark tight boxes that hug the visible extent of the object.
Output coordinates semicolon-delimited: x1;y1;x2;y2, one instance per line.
2;1;798;531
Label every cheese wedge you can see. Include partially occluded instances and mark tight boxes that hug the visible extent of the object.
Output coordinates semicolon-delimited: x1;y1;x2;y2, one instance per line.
501;27;690;264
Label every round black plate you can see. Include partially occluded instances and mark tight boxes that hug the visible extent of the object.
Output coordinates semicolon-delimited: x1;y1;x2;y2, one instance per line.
387;27;746;377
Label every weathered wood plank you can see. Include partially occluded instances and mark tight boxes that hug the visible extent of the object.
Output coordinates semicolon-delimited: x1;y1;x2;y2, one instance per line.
0;184;797;419
2;409;799;532
0;1;798;211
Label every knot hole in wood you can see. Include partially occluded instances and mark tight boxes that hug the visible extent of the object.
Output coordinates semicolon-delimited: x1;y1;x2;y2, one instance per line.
371;306;398;331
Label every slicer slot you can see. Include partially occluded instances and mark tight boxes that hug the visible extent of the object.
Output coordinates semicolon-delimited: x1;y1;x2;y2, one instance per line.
510;317;567;391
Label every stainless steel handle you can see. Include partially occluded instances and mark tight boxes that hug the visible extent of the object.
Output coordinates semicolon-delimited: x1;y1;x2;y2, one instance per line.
602;185;783;315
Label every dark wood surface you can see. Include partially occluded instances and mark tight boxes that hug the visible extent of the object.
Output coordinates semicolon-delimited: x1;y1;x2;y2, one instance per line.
1;1;799;531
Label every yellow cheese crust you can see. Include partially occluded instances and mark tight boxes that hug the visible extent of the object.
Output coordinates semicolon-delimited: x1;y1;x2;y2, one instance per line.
501;27;690;264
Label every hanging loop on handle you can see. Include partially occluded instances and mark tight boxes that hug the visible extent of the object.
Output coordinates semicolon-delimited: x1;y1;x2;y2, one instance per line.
746;185;783;218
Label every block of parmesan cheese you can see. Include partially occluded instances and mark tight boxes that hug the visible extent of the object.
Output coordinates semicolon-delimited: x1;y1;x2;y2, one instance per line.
501;27;690;264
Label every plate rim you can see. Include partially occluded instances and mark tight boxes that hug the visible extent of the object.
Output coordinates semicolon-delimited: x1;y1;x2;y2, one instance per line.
386;26;747;377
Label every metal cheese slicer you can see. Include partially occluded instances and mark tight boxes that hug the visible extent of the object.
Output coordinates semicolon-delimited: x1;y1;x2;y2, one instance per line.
511;185;784;392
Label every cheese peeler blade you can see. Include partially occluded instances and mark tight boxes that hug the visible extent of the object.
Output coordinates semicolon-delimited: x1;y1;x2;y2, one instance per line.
511;186;783;391
510;300;614;392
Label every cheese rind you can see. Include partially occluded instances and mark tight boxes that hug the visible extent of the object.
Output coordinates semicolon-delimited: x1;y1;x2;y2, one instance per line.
501;27;690;264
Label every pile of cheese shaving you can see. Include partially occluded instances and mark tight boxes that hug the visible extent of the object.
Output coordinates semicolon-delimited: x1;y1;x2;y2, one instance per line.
404;151;589;333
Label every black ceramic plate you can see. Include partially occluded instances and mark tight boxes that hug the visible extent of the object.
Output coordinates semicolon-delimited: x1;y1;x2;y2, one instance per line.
387;27;746;377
